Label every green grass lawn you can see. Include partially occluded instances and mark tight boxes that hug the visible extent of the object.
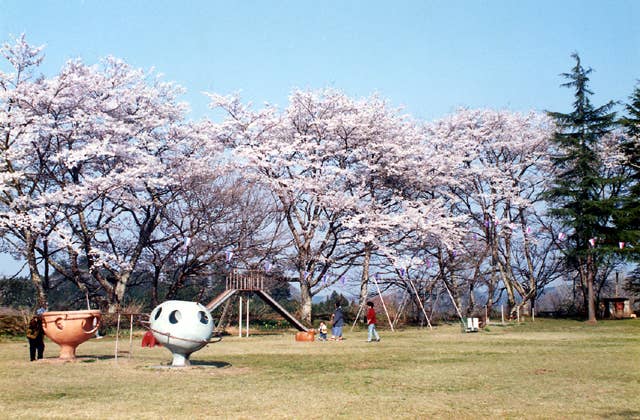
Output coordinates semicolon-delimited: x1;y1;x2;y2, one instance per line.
1;319;638;419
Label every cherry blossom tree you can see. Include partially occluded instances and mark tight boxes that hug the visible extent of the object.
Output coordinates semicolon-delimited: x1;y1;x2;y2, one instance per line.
209;89;466;322
0;35;230;311
427;109;556;316
0;35;52;307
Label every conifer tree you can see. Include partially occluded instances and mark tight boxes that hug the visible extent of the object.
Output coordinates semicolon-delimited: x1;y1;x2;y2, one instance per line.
547;53;617;323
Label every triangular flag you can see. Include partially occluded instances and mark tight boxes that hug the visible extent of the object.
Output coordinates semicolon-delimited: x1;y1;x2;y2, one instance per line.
225;250;234;262
588;238;596;248
619;242;625;250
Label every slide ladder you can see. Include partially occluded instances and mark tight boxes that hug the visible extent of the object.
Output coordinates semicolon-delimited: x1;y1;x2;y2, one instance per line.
205;270;310;332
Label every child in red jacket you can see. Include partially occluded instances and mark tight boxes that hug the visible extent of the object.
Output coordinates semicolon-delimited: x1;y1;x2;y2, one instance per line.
366;301;380;342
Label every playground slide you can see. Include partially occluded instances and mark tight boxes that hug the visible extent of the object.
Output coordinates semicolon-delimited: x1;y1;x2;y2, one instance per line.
255;290;309;332
205;288;309;332
205;289;237;311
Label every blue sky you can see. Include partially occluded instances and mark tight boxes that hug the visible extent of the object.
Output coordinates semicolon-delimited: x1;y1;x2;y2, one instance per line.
2;0;638;120
0;0;638;275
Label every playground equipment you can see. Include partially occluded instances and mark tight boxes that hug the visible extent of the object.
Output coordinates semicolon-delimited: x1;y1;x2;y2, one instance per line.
295;330;316;341
205;270;309;335
42;309;101;360
149;300;215;366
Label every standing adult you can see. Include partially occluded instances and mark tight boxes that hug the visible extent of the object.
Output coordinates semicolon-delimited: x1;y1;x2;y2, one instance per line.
26;308;46;361
366;301;380;342
330;302;344;341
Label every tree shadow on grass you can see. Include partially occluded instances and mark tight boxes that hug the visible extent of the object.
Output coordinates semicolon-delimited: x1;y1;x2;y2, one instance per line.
603;410;640;419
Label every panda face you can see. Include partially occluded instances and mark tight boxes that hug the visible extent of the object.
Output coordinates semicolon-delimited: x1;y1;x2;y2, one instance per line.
149;300;214;350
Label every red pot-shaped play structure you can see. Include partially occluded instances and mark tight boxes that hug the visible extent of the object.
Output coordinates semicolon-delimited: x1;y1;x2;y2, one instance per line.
295;330;315;342
42;310;101;360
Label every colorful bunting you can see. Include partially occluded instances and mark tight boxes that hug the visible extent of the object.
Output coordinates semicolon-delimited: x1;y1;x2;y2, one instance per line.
619;242;625;250
588;238;596;248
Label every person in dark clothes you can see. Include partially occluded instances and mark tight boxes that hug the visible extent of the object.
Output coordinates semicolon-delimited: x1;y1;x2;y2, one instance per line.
26;308;45;361
330;302;344;341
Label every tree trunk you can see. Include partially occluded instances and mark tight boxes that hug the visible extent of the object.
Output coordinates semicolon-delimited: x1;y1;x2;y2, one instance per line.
359;244;372;307
25;232;47;308
299;279;313;324
586;254;597;324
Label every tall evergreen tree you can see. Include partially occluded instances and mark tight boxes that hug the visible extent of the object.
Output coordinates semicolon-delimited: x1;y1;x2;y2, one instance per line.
547;53;617;323
617;83;640;260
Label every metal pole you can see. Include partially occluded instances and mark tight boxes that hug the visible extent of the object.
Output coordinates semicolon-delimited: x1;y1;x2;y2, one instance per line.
238;295;243;338
128;314;134;359
501;305;505;324
372;275;394;332
350;301;366;331
407;278;433;330
115;313;121;361
246;296;250;337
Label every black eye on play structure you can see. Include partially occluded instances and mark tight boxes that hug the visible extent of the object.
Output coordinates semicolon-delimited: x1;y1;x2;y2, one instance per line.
198;311;209;325
169;310;182;324
154;307;162;320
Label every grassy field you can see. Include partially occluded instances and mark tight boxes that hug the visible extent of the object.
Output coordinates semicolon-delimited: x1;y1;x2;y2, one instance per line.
0;319;638;419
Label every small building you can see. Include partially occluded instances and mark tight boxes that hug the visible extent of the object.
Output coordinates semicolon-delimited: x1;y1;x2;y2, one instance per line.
601;297;633;319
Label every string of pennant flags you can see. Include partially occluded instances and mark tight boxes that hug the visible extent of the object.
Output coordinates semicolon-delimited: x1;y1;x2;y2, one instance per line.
183;230;629;288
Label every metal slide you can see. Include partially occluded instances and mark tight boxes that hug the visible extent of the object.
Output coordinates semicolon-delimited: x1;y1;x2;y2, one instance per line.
204;288;309;332
255;290;309;332
205;288;238;311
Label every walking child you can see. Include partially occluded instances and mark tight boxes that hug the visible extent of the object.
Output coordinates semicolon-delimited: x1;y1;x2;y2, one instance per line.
366;301;380;342
330;302;344;341
318;321;328;341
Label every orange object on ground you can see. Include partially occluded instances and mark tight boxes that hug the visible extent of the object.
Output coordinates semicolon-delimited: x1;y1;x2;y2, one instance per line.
42;310;101;360
141;330;161;347
295;330;315;342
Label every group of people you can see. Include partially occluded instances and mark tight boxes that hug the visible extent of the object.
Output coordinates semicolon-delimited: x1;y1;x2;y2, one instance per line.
317;301;381;342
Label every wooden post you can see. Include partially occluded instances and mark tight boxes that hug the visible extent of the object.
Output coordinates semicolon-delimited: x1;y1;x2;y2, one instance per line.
485;305;489;325
238;295;243;337
128;314;134;359
501;305;505;324
115;313;121;361
517;307;520;323
246;296;250;337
